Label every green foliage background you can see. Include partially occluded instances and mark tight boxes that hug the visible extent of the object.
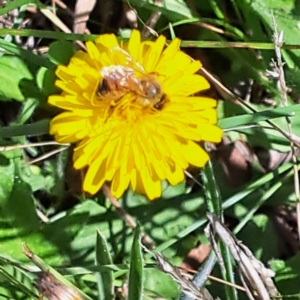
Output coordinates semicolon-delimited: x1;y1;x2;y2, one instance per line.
0;0;300;299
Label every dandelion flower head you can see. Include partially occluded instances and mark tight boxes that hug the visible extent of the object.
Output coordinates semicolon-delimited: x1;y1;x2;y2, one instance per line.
48;30;222;200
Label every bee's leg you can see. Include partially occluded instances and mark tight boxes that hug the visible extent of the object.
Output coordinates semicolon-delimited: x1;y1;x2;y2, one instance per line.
154;94;167;110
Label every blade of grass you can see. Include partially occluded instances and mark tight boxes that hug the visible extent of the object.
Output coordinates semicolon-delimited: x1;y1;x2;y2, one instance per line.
222;162;292;210
156;162;292;252
0;0;44;16
23;244;93;300
128;225;144;300
0;38;55;69
233;178;284;235
1;28;299;50
202;160;222;217
0;28;97;42
218;104;300;129
0;266;38;298
208;0;225;19
0;119;49;138
202;159;238;300
95;230;114;300
159;18;246;39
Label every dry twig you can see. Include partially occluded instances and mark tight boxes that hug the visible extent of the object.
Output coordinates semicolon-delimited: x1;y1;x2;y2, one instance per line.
268;13;300;246
205;213;280;300
102;184;154;249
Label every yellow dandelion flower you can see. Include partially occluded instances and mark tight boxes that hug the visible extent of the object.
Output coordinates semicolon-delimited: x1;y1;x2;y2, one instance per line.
48;30;222;200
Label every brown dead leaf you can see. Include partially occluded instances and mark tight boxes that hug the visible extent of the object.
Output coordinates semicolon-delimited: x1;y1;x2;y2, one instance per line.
73;0;96;33
269;205;299;258
181;244;211;271
216;138;254;187
255;147;300;172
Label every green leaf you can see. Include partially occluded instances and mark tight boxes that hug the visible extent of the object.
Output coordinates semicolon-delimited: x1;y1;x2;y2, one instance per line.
48;40;75;65
0;153;15;202
0;156;53;261
144;268;179;299
128;225;144;300
0;154;89;264
5;177;40;230
0;55;36;101
95;230;114;300
14;98;38;126
270;252;300;295
36;67;58;97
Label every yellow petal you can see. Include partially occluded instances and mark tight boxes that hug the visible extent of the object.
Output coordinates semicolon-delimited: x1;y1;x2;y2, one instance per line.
164;51;192;76
86;41;102;69
160;38;181;60
143;35;166;72
111;162;130;199
165;74;210;96
181;141;209;167
83;157;107;194
50;112;90;139
140;166;161;200
128;29;141;61
197;125;223;142
166;162;185;186
95;33;119;48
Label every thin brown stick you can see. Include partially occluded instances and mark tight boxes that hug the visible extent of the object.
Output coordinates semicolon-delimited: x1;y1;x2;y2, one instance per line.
180;266;246;292
270;14;300;244
184;170;202;187
27;146;68;165
0;141;69;152
102;184;154;249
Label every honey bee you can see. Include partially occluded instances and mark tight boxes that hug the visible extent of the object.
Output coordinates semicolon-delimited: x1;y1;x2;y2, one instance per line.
96;48;167;110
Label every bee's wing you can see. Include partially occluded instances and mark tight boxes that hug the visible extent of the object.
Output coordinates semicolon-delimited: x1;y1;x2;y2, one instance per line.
109;47;145;74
